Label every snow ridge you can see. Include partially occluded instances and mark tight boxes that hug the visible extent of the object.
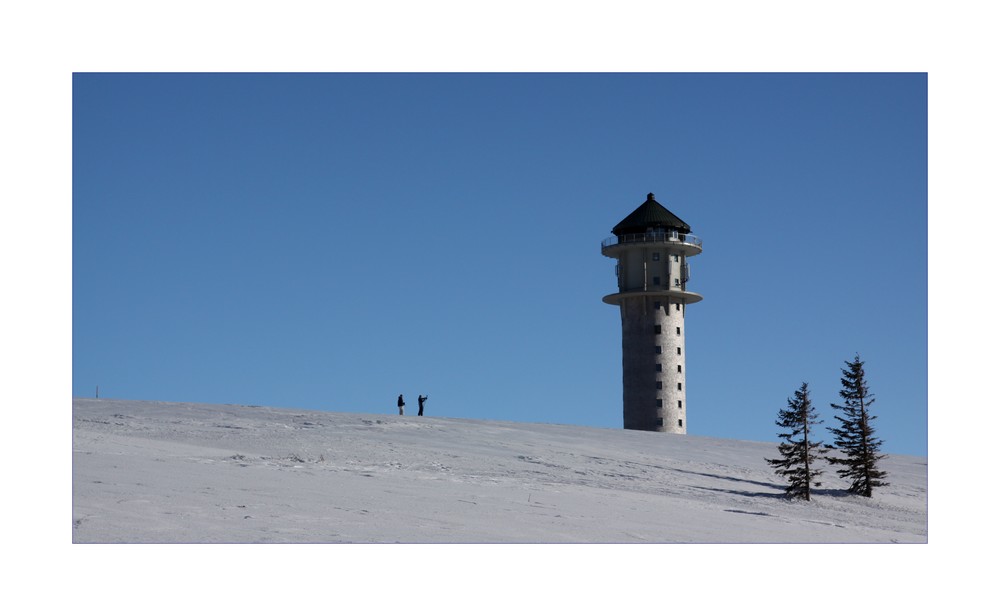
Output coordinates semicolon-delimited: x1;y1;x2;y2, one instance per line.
72;398;927;543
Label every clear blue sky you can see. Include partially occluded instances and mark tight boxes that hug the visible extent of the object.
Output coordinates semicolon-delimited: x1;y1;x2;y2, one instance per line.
72;73;927;455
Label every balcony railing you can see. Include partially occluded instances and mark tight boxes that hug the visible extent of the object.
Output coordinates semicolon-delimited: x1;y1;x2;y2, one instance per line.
602;231;702;250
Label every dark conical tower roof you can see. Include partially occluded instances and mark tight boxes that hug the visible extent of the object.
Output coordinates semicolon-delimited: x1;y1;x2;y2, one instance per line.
612;193;691;236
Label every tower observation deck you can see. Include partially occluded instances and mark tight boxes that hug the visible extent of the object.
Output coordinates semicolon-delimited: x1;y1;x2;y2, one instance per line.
601;193;703;434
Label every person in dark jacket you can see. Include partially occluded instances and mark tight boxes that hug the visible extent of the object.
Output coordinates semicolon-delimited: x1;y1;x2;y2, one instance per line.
418;395;428;416
397;394;405;415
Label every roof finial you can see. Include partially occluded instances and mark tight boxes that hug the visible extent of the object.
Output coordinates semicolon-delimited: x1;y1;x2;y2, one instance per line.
647;192;655;201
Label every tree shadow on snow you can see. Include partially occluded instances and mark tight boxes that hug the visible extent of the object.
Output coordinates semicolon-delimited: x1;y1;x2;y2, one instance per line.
671;468;851;500
692;485;787;499
673;468;785;493
691;482;855;501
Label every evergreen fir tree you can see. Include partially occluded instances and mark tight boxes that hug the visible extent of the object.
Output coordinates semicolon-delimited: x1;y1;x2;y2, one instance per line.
827;354;888;497
766;382;824;501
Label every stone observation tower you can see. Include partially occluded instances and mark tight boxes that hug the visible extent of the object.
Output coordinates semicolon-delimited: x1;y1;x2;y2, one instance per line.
601;193;703;433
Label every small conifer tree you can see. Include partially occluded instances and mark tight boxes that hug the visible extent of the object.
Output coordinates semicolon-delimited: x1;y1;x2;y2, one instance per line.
766;382;824;501
827;354;888;497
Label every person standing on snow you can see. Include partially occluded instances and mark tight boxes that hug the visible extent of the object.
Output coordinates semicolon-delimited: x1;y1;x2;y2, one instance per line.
397;395;405;415
418;395;428;416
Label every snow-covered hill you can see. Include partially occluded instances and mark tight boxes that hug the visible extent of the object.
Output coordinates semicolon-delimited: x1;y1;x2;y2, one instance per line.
72;398;926;543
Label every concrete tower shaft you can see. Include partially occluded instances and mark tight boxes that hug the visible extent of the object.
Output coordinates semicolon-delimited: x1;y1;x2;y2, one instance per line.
601;193;702;434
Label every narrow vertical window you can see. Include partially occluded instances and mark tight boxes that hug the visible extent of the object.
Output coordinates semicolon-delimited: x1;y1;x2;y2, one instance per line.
656;399;663;408
656;381;662;390
656;364;662;373
677;347;681;355
677;365;682;373
676;327;681;335
678;400;683;409
654;325;661;334
678;383;682;391
655;346;662;354
678;419;683;428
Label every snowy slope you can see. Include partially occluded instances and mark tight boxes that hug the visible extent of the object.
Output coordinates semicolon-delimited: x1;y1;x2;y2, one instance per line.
72;398;926;543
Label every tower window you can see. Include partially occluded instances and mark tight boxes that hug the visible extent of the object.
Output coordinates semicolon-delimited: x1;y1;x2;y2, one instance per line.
655;346;662;354
654;325;661;334
678;400;683;409
677;365;682;373
656;364;662;372
675;303;681;310
656;399;662;408
676;327;681;335
654;301;661;310
678;383;682;391
657;418;664;426
678;419;683;428
677;347;682;355
674;278;680;287
656;381;662;390
673;255;679;262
